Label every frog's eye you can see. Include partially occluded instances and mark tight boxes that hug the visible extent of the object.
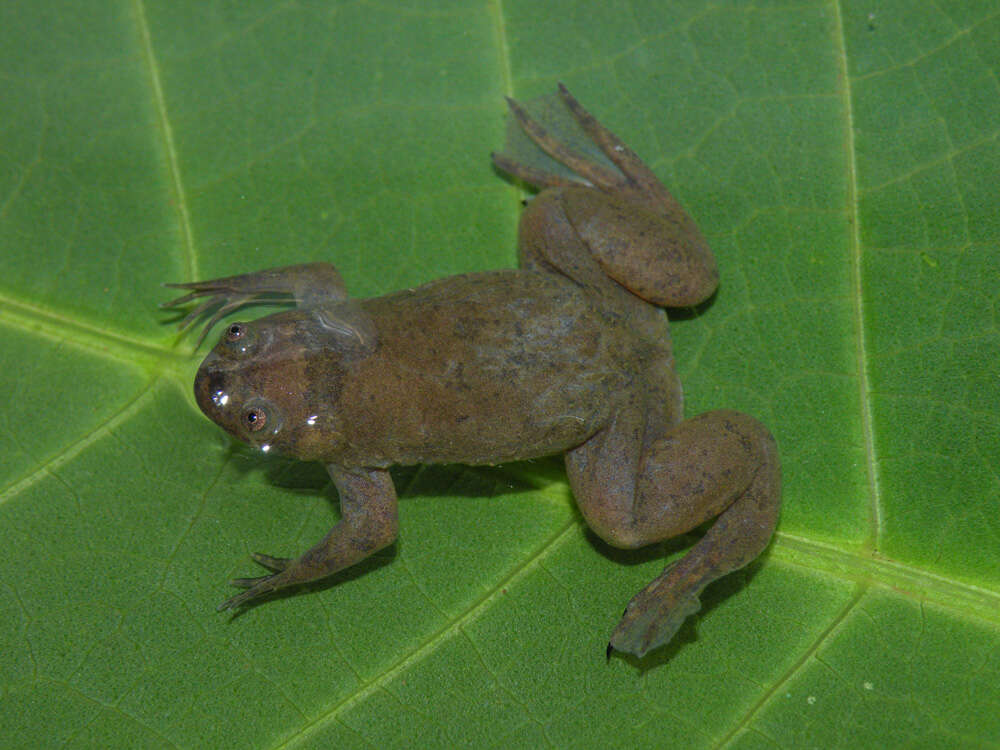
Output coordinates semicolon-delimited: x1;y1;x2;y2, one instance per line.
225;323;246;342
239;398;282;442
243;405;268;432
221;322;258;356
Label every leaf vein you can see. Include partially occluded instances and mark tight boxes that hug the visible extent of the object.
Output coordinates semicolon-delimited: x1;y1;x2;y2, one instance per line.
132;0;198;281
0;380;159;503
833;0;883;550
774;532;1000;624
270;518;578;749
714;586;866;748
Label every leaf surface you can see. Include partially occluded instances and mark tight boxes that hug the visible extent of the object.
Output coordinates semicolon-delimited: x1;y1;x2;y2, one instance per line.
1;1;998;748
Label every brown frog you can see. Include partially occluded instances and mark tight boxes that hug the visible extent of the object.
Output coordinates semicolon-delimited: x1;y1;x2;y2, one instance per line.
164;86;781;658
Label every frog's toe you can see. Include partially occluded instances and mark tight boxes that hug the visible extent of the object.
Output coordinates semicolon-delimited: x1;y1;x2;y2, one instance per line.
608;586;701;659
217;586;258;611
491;150;580;190
229;574;269;590
501;91;623;191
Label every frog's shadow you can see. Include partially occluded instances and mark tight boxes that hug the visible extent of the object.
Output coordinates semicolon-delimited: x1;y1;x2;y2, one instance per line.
666;289;718;322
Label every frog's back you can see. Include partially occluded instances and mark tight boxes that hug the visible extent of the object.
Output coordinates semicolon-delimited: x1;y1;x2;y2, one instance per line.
336;270;632;466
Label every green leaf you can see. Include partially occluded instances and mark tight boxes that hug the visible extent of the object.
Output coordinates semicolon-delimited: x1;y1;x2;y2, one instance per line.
2;1;998;748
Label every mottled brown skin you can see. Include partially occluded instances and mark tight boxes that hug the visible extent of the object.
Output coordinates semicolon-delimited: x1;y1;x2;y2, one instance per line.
165;86;781;658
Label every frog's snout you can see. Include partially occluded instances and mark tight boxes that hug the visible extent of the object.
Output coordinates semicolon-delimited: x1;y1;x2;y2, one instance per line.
194;353;229;421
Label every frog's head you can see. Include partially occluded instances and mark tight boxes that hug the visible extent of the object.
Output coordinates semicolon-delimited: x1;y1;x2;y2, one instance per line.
193;305;375;461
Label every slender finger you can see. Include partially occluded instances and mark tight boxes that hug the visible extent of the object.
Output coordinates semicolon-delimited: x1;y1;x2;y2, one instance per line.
194;297;250;347
176;295;223;330
163;279;232;292
160;288;219;308
228;576;265;590
217;587;261;611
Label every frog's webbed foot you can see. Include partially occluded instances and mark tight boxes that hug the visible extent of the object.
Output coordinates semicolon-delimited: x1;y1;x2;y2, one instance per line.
492;92;618;190
495;85;718;307
490;151;583;191
551;84;671;202
493;87;622;192
608;567;702;658
162;262;350;347
493;84;662;200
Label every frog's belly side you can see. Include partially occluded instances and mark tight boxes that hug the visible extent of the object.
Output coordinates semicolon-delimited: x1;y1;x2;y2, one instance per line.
337;270;633;466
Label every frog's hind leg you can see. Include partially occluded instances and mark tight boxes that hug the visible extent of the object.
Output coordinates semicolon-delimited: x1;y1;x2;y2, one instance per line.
566;408;781;659
495;86;718;308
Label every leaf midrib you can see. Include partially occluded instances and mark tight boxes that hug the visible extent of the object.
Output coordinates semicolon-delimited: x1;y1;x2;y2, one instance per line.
835;0;883;555
0;290;184;366
132;0;198;282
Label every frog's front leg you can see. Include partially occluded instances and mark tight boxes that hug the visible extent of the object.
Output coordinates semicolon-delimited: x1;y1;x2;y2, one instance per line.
218;465;398;611
163;262;350;346
567;409;781;658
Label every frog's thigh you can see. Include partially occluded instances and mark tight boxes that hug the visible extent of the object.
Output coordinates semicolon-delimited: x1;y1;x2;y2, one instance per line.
566;409;780;554
559;188;718;307
517;189;613;293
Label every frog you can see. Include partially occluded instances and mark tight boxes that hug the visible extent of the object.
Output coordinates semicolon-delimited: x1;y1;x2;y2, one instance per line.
164;85;781;659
